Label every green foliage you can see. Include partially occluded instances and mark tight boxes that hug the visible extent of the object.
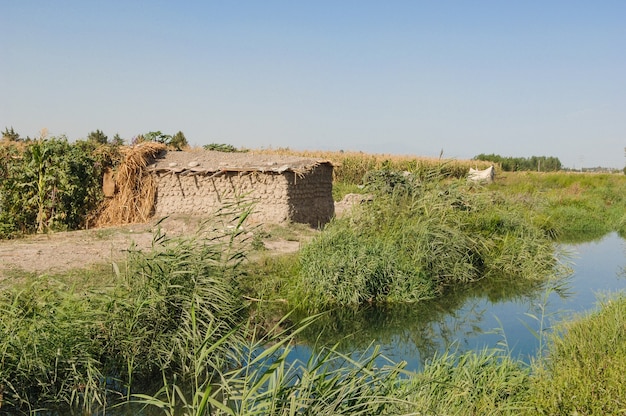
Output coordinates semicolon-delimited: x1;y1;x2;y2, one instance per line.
493;172;626;239
296;171;560;310
2;126;20;141
170;130;189;150
133;316;408;416
87;129;108;144
527;296;626;414
134;130;187;150
203;143;245;153
112;133;124;146
0;137;110;237
474;153;562;172
144;130;172;145
0;217;248;413
362;169;418;194
398;349;530;415
0;279;109;412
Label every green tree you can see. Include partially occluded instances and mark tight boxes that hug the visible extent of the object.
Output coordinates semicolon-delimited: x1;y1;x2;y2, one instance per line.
170;131;188;150
2;127;20;141
473;153;562;172
144;131;171;145
112;133;124;146
87;129;108;144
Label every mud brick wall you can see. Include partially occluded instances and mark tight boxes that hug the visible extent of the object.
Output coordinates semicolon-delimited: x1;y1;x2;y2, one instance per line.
153;164;334;226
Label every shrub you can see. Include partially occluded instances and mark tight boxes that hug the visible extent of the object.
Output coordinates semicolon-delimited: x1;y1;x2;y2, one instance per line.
296;171;560;310
0;137;118;238
203;143;245;152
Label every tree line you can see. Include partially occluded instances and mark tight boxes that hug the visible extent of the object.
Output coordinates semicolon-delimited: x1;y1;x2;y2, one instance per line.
2;127;188;150
473;153;562;172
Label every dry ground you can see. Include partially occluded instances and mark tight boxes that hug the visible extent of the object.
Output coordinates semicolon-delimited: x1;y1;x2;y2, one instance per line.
0;216;308;280
0;195;363;281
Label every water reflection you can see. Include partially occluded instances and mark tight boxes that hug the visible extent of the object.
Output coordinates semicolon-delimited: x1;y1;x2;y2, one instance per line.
28;234;626;415
290;233;625;371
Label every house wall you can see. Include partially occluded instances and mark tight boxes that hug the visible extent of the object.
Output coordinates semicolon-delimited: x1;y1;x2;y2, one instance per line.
153;164;334;226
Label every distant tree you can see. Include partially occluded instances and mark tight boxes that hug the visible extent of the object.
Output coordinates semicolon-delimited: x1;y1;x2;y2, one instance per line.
203;143;242;153
111;133;124;146
2;127;20;141
87;129;108;144
144;131;172;145
473;153;562;172
170;131;188;151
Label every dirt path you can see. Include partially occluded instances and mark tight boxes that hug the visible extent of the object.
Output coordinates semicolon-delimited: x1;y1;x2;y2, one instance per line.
0;196;364;280
0;216;305;280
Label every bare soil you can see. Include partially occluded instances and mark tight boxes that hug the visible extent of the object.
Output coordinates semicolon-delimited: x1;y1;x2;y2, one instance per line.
0;216;305;280
0;195;363;281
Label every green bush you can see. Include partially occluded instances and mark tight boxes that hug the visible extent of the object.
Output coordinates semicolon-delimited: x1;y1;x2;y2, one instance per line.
0;137;114;238
296;171;560;310
203;143;245;152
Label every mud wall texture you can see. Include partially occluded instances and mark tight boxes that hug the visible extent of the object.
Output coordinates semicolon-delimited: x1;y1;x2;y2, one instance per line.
154;164;334;227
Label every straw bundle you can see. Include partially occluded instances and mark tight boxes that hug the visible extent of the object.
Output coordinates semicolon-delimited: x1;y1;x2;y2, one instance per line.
93;142;166;226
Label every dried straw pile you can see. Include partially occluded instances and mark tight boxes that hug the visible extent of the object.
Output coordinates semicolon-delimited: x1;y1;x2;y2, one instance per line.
93;142;166;227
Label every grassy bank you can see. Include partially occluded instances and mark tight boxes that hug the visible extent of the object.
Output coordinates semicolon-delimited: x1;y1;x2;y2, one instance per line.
492;171;626;241
3;260;624;415
1;164;625;414
0;220;248;413
243;169;565;312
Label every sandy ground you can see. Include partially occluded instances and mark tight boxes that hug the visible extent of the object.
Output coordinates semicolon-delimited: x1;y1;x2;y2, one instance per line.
0;216;302;280
0;195;364;280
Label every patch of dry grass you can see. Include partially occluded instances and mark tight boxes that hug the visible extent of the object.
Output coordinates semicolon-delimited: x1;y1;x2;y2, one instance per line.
253;148;494;183
94;142;166;226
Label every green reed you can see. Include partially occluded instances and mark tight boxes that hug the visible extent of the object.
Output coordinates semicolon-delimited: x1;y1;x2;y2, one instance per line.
295;170;561;311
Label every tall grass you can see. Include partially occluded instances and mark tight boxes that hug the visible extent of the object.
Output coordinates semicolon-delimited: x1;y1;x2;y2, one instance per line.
527;295;626;414
296;169;562;311
493;171;626;240
254;148;493;184
397;349;531;415
0;210;249;413
133;316;411;416
0;279;108;412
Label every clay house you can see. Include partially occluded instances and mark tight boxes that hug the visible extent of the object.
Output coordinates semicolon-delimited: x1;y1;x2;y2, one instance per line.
147;150;335;227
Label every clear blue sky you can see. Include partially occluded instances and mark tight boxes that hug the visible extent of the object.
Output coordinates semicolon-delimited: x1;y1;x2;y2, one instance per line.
2;1;625;168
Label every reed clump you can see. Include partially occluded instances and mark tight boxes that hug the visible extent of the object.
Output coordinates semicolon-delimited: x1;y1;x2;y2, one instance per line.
397;349;531;415
526;295;626;414
296;168;561;311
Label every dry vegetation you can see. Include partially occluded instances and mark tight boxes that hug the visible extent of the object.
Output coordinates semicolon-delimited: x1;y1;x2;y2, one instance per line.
93;142;166;227
253;148;495;183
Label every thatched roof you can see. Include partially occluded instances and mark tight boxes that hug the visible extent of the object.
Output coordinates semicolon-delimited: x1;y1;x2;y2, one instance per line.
147;150;333;176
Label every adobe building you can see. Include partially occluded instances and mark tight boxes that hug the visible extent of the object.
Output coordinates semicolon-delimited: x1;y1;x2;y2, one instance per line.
148;150;335;227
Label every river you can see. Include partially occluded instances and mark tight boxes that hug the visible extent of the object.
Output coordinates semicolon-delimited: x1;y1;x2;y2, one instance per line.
288;232;626;371
36;233;626;415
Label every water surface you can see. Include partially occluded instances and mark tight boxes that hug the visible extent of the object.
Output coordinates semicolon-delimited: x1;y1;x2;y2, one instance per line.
290;232;626;371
